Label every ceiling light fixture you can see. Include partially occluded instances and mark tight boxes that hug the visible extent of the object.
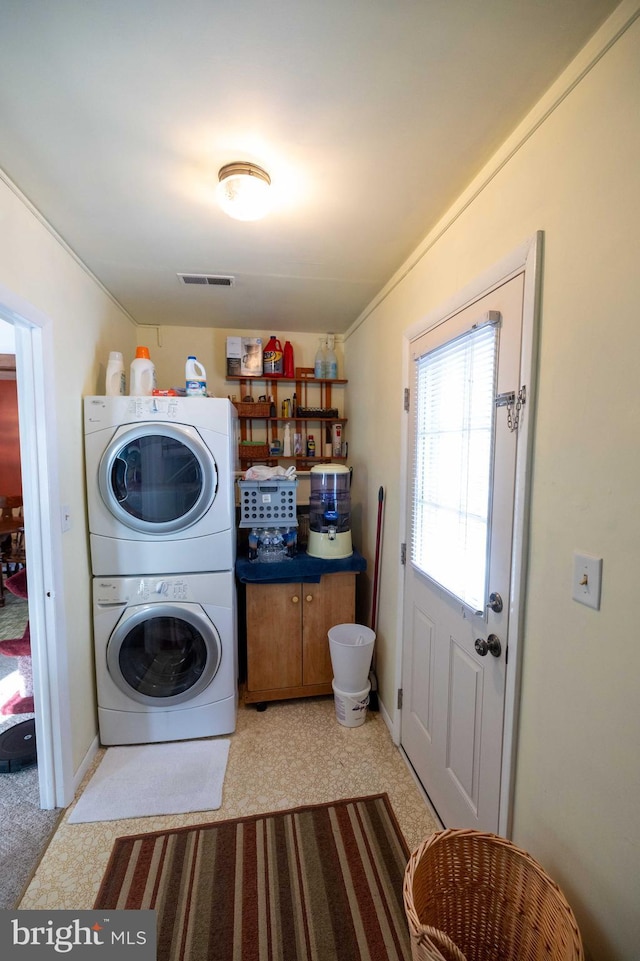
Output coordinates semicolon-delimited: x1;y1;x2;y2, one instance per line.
216;162;272;221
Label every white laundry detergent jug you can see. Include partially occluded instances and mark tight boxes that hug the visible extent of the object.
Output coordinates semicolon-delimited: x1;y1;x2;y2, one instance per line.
129;346;156;396
105;351;125;395
185;356;207;396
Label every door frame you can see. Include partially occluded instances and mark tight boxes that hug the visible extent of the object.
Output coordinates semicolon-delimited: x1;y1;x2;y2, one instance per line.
397;232;542;836
0;285;74;809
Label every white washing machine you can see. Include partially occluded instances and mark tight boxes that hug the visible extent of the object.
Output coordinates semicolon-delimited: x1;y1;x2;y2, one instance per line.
84;395;238;575
93;571;237;745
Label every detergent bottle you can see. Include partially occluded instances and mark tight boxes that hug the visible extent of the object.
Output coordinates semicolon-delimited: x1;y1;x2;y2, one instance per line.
283;340;295;378
105;351;126;395
185;356;207;396
129;346;156;396
263;336;284;376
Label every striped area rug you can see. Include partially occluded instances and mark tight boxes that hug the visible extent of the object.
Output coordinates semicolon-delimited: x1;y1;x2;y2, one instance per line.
95;793;412;961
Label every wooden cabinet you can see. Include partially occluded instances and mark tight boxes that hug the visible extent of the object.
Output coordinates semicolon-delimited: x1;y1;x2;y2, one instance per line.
244;572;356;703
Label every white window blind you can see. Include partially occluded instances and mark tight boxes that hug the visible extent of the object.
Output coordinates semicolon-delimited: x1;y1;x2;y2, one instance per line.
411;321;498;611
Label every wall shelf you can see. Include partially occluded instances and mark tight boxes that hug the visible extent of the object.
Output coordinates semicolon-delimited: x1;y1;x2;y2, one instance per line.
228;368;348;467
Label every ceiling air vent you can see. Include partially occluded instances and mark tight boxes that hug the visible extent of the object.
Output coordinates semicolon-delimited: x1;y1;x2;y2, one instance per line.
177;273;235;287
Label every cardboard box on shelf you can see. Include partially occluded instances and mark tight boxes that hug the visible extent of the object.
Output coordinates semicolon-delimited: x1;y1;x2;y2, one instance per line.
226;337;263;377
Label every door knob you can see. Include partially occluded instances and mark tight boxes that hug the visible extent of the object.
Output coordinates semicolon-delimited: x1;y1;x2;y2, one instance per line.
487;592;503;613
475;634;502;658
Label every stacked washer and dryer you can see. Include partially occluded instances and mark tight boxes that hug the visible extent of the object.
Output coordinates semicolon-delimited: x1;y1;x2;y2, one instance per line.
84;396;239;745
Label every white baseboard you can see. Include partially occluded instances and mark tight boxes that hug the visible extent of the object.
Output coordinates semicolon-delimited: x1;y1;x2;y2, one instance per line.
72;734;100;799
377;694;443;830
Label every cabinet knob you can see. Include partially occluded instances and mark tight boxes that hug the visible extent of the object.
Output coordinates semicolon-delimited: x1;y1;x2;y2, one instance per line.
305;594;313;603
291;595;299;604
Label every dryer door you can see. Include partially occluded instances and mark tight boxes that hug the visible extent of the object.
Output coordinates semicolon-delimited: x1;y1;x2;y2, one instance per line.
107;602;223;706
98;423;218;534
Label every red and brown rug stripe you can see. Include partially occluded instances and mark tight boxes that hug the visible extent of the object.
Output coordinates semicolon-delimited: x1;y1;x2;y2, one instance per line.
95;794;412;961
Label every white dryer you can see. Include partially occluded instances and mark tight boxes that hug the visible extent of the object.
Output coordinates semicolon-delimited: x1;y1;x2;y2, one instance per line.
84;396;238;575
93;571;237;745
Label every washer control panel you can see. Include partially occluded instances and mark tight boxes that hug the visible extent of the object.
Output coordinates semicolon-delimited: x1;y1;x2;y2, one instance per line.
94;576;190;605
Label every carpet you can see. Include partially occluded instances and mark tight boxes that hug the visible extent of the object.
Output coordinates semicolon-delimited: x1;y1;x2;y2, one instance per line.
68;739;230;824
0;715;62;909
95;793;411;961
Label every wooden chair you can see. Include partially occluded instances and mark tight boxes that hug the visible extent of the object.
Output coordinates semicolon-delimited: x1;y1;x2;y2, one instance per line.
0;495;25;606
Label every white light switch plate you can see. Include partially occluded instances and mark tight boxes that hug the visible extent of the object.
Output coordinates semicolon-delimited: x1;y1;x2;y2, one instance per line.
572;552;602;610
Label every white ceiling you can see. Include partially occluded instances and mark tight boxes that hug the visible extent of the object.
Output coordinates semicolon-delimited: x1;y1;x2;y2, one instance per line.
0;0;619;333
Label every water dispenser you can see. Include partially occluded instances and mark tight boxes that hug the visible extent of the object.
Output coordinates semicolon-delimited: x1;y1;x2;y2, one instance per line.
307;464;352;559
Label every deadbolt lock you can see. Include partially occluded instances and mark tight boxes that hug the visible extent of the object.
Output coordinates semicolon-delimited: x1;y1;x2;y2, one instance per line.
487;592;503;613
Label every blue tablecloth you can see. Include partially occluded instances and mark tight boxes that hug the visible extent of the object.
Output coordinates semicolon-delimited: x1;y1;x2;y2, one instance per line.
236;548;367;584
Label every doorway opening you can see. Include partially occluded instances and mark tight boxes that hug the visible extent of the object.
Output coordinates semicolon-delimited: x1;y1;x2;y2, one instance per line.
0;297;73;810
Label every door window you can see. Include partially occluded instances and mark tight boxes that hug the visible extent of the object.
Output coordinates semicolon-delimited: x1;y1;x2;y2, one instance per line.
411;320;498;612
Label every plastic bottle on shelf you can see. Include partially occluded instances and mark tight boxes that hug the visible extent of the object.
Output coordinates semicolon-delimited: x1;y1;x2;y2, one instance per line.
263;336;284;376
185;356;207;396
130;346;156;396
283;423;292;456
248;528;259;561
314;337;327;379
283;340;295;378
325;334;338;380
105;351;126;395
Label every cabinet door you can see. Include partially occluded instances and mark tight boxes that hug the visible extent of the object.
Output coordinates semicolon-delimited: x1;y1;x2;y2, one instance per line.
246;582;302;692
302;573;356;686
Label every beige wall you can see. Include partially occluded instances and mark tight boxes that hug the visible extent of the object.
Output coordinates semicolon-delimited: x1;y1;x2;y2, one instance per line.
134;326;343;398
0;176;137;772
344;9;640;960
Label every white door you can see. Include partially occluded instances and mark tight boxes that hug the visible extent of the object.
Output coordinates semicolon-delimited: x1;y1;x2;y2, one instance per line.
401;272;528;832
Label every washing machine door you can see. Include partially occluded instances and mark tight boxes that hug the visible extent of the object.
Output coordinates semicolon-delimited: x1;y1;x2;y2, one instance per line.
98;423;218;534
107;603;222;706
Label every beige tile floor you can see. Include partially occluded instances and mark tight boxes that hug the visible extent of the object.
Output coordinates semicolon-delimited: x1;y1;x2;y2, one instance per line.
20;696;441;910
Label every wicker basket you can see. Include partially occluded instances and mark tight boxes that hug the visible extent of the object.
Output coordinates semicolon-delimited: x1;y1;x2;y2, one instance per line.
233;402;272;418
238;443;269;461
403;830;584;961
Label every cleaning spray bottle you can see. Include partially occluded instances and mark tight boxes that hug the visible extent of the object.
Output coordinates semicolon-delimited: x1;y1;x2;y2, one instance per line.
325;334;338;380
314;337;326;379
283;422;292;456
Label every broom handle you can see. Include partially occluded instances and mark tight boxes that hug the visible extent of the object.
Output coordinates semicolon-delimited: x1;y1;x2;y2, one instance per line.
371;486;384;633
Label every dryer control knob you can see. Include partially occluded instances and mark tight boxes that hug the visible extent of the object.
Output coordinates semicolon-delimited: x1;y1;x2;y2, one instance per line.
154;581;168;595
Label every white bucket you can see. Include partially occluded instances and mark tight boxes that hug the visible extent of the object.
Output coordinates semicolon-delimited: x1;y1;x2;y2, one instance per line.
332;680;370;728
328;623;375;693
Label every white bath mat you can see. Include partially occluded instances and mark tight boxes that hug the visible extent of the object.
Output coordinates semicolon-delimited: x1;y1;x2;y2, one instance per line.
68;739;230;823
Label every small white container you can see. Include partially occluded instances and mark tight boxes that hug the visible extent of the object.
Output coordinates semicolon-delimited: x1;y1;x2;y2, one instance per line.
328;623;375;692
332;680;370;727
185;356;207;396
105;351;125;395
130;346;156;396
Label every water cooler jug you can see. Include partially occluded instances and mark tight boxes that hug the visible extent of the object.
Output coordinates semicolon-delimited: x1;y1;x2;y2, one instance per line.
307;464;352;559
